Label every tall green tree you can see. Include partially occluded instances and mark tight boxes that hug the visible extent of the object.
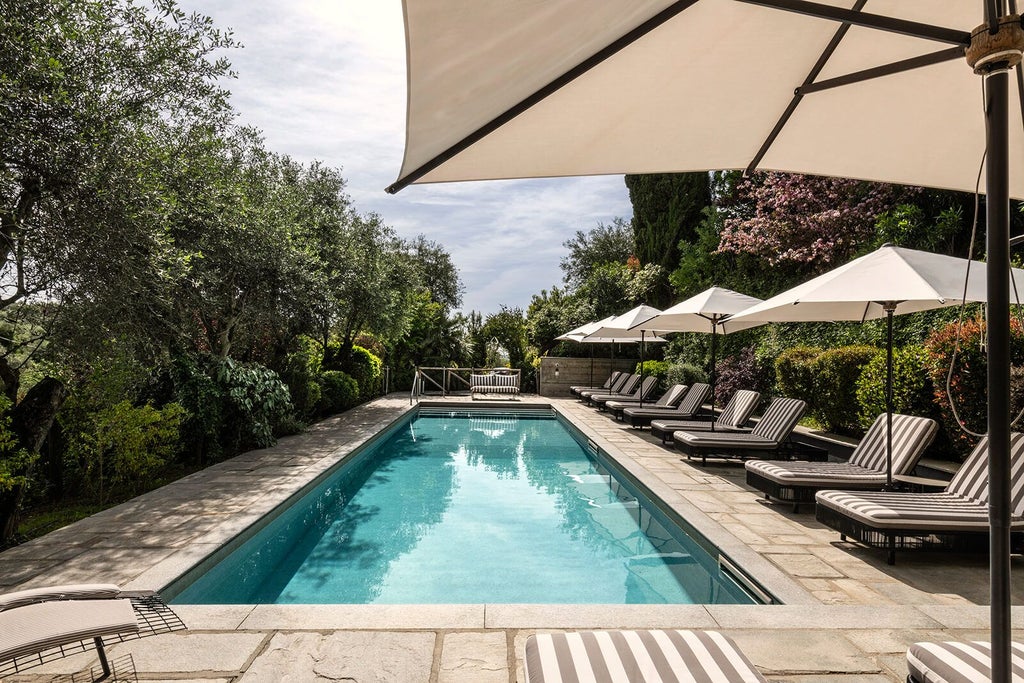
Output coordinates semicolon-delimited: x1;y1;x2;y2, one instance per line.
0;0;237;541
560;218;634;287
625;172;711;306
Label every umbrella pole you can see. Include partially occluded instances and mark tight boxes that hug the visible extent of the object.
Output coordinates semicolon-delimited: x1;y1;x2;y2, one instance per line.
589;344;594;389
710;323;718;431
639;330;646;408
883;305;896;489
985;62;1012;683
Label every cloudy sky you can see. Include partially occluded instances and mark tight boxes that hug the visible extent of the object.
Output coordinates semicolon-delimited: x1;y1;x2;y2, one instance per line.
175;0;633;315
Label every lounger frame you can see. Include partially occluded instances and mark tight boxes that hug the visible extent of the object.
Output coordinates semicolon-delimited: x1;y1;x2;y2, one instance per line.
814;503;993;565
814;432;1024;564
0;592;186;679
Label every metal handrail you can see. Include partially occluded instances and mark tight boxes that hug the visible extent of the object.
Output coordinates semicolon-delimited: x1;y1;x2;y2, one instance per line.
413;367;522;399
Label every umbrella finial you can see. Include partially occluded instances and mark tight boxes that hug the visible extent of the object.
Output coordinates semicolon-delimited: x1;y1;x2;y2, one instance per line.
966;15;1024;74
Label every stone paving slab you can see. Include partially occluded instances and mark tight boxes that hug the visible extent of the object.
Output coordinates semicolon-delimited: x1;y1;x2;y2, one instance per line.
438;632;508;683
3;394;1023;682
238;631;436;683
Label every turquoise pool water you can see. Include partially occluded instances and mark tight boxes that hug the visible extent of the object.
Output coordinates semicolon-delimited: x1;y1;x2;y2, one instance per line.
170;410;757;605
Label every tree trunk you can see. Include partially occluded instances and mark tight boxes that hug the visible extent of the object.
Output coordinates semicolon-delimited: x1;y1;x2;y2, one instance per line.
0;377;66;545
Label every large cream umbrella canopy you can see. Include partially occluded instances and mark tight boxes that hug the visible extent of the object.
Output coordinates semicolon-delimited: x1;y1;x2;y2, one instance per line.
388;2;1024;673
388;3;1022;197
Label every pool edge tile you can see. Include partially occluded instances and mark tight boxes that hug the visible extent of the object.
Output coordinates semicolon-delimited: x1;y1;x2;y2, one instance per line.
239;604;486;630
483;604;716;629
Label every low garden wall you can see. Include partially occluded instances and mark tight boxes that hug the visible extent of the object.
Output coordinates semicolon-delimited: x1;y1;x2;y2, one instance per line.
537;357;636;397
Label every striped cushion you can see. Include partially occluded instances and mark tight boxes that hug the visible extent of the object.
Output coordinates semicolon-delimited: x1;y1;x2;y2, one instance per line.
524;630;766;683
580;373;632;398
848;414;938;474
907;640;1024;682
717;390;761;429
815;490;998;531
601;377;659;406
0;599;138;661
651;419;750;433
745;413;937;488
674;432;780;450
470;373;519;393
947;433;1024;513
0;584;122;612
746;460;889;488
750;397;806;442
676;383;711;417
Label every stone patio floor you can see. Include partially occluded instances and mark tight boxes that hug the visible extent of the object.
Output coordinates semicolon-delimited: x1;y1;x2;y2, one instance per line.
1;393;1021;682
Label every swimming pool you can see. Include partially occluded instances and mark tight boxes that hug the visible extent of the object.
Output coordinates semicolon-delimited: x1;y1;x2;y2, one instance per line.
168;408;761;605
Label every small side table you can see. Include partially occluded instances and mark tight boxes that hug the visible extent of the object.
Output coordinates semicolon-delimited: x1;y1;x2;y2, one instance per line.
893;474;950;492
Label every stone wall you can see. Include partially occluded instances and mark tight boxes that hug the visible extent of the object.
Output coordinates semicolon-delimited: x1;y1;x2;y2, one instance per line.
537;356;637;397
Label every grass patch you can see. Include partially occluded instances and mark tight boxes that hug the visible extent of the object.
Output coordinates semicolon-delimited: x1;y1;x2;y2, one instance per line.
15;503;109;543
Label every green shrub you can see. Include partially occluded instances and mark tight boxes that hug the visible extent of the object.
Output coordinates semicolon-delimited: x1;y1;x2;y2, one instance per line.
638;360;671;390
856;345;936;429
60;400;184;502
809;345;879;433
666;362;708;388
347;345;383;398
775;346;822;405
324;342;383;400
214;358;293;450
925;317;1024;458
0;395;33;494
169;353;226;462
279;336;324;419
318;371;360;416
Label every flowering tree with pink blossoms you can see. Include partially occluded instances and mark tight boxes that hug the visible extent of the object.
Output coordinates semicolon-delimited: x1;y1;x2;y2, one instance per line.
717;173;917;268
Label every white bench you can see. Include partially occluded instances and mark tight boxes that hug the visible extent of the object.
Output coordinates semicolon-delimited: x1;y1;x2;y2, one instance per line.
470;372;520;398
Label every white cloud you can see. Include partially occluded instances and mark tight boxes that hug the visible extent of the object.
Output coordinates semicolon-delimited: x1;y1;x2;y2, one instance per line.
176;0;632;315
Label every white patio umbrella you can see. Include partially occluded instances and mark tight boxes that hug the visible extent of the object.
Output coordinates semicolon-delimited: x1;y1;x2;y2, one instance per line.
639;287;765;423
555;316;617;388
388;3;1024;672
729;244;1024;487
585;305;667;407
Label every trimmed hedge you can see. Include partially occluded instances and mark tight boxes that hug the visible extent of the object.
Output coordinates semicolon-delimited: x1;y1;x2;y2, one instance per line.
318;370;360;416
774;346;822;406
666;362;708;388
637;360;671;391
925;317;1024;458
855;344;936;429
809;345;879;433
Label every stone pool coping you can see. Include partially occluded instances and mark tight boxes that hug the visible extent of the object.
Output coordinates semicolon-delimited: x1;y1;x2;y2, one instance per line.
1;393;1021;682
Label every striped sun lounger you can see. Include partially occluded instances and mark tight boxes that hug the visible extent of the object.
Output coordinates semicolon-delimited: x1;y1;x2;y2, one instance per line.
907;640;1024;682
605;383;687;420
647;389;759;441
673;397;806;466
623;383;712;429
571;371;621;396
594;375;659;409
523;630;767;682
745;413;938;512
815;432;1024;564
581;373;637;402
